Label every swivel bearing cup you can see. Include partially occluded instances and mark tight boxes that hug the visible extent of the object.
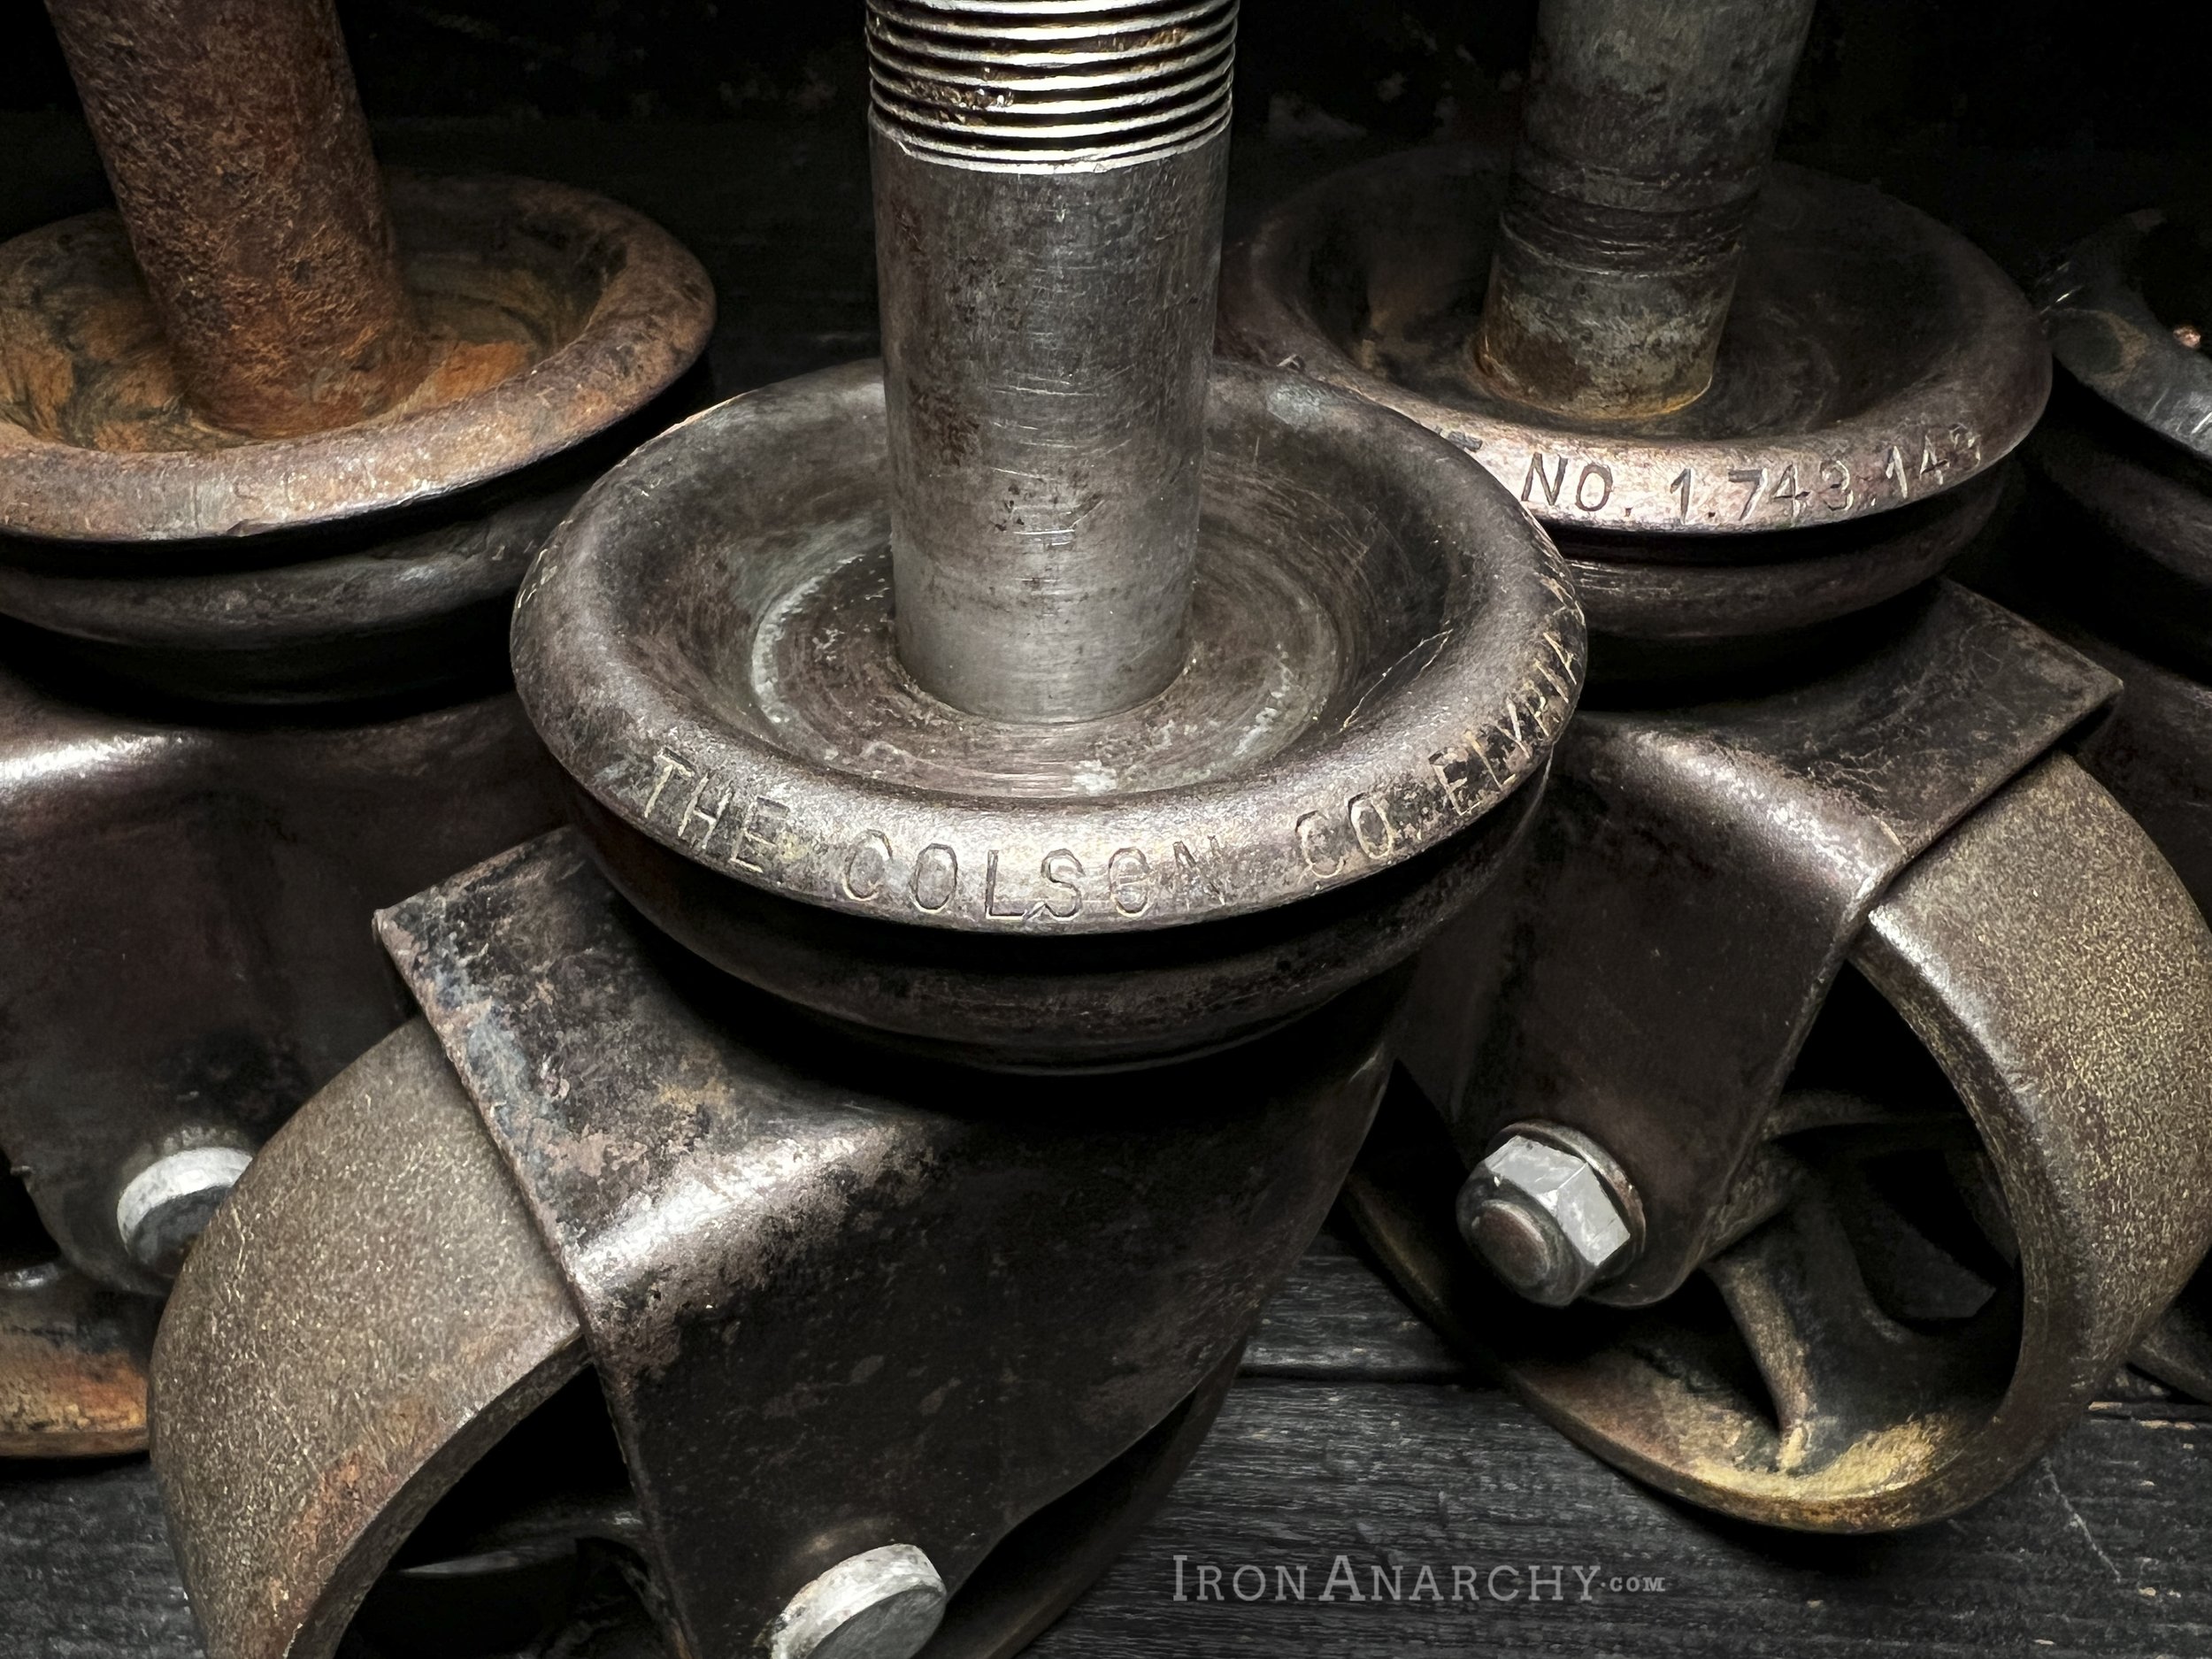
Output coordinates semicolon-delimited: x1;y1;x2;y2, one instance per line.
514;357;1578;1068
1219;8;2047;680
0;0;711;1455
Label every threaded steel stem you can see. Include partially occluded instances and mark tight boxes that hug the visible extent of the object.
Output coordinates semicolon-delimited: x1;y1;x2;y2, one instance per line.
867;0;1235;169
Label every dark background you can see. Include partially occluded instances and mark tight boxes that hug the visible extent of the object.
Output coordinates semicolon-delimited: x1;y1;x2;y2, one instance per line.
3;0;2205;162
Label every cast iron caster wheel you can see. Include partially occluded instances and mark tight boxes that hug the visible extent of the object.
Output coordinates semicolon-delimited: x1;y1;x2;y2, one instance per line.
151;995;1382;1659
1350;752;2212;1531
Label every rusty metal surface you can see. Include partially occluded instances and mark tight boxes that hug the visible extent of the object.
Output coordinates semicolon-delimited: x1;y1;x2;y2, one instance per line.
512;359;1581;940
375;830;1393;1657
0;362;705;704
44;0;426;440
1220;144;2048;541
1989;210;2212;1406
0;173;714;543
1397;581;2116;1306
0;666;565;1300
151;1018;588;1659
0;1261;154;1455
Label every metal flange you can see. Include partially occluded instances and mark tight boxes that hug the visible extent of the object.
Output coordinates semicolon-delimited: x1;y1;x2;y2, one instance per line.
1222;145;2045;541
514;358;1578;1064
0;172;710;544
518;359;1574;936
1219;144;2046;654
0;172;712;701
2043;207;2212;465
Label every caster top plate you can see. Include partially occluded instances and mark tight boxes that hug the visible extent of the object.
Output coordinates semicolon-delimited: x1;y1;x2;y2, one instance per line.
1219;145;2047;542
0;173;714;545
514;357;1581;936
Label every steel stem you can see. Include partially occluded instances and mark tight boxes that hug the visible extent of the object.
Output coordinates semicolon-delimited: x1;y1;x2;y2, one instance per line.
45;0;427;439
1475;0;1816;422
869;0;1233;724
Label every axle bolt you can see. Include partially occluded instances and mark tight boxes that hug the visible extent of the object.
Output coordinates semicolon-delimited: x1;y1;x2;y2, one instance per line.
766;1544;947;1659
1457;1130;1635;1307
116;1147;253;1278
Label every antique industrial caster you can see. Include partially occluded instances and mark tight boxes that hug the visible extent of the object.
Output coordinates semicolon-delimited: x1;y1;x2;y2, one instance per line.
0;0;711;1455
2007;204;2212;1399
149;4;1581;1655
1223;0;2212;1531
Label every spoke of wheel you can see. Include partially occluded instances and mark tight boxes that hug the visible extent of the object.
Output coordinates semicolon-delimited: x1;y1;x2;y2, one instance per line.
1703;1179;2016;1476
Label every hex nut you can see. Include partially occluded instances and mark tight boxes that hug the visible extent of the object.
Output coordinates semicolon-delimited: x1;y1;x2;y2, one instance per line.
765;1544;947;1659
1456;1133;1633;1307
115;1147;254;1279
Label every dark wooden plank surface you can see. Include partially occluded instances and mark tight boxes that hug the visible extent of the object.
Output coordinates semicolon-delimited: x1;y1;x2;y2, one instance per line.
8;1229;2212;1657
7;113;2212;1655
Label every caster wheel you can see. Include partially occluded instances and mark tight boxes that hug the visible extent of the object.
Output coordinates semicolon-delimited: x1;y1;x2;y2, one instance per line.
1354;751;2212;1530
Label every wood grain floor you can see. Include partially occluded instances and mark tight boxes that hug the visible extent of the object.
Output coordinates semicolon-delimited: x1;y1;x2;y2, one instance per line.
6;1229;2212;1657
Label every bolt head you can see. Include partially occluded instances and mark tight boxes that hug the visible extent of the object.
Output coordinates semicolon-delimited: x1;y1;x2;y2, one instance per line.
116;1148;253;1278
1456;1133;1632;1307
766;1544;946;1659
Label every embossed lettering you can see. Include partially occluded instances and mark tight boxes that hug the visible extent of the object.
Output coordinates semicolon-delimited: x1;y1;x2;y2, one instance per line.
1882;443;1910;500
1295;811;1344;879
1574;463;1613;512
1108;847;1152;916
984;851;1025;920
910;844;958;912
1348;795;1395;861
1172;840;1225;906
1503;689;1533;758
1521;453;1568;506
1727;467;1767;523
680;781;733;848
1041;850;1084;920
1671;467;1694;521
1463;727;1508;790
1430;749;1475;814
1770;463;1809;517
1817;458;1854;512
843;832;892;901
729;797;788;874
1919;432;1943;478
643;749;696;818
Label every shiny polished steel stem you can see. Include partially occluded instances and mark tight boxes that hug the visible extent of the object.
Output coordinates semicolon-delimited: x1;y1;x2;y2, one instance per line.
869;0;1233;723
1476;0;1816;421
